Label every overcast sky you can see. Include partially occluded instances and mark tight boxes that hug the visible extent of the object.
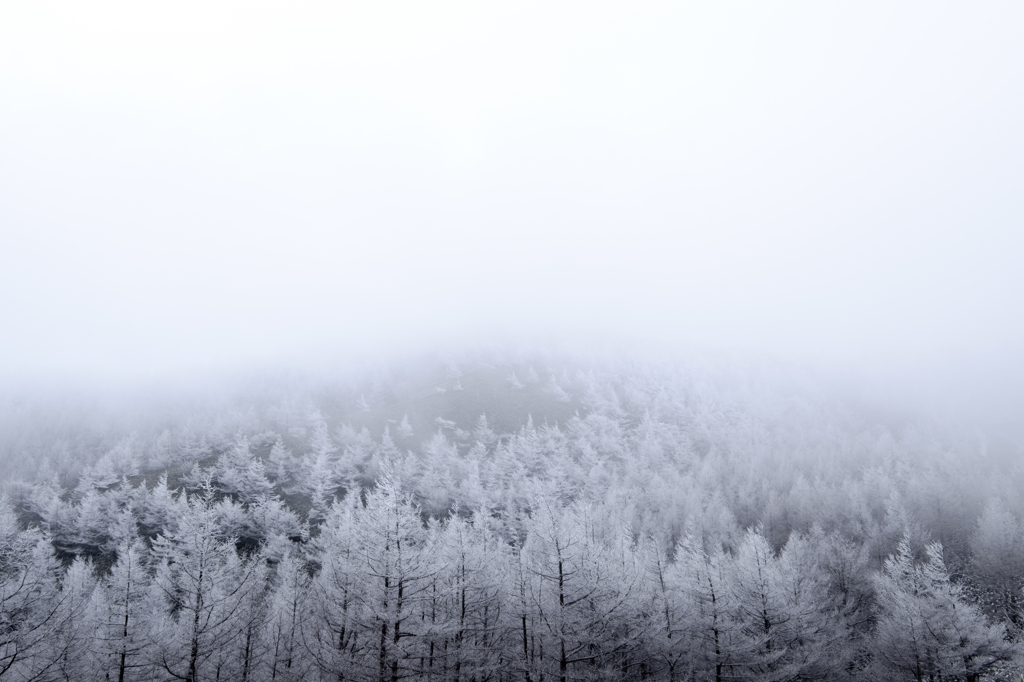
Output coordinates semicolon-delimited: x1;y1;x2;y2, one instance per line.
2;1;1022;396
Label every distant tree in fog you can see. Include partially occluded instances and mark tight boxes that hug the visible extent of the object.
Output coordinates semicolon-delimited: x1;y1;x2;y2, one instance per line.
397;414;414;439
212;434;273;504
970;499;1024;635
267;436;299;489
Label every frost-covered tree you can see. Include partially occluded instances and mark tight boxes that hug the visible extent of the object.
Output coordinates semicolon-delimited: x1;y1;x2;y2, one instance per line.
79;435;142;491
640;537;693;682
673;532;746;682
212;434;273;504
871;536;1013;682
0;525;65;680
73;485;129;557
428;513;508;681
307;491;363;679
135;473;186;540
262;549;315;682
267;437;300;490
472;414;498;450
41;556;96;681
87;536;152;682
543;375;572;403
346;476;438;682
970;499;1024;634
521;499;643;682
397;415;414;440
148;487;268;682
303;450;343;525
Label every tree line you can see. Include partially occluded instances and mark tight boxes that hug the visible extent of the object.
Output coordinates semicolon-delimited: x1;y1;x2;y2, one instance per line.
2;470;1021;681
1;357;1022;680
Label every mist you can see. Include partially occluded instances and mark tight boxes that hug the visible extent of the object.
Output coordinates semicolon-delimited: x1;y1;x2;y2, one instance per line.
2;0;1022;404
1;8;1024;678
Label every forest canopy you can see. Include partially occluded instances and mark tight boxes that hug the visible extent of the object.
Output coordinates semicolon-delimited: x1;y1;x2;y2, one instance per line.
1;350;1022;681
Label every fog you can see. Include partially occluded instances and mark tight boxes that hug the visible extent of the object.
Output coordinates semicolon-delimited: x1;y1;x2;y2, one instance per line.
2;1;1022;425
5;10;1024;677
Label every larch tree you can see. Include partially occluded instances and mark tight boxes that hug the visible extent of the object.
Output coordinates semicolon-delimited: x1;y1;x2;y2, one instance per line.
307;491;364;680
86;536;152;682
148;487;268;682
773;530;856;680
674;532;743;682
521;499;642;682
871;536;1013;682
212;434;273;505
640;537;694;682
351;476;438;682
0;511;67;682
262;549;315;682
428;513;508;682
44;556;96;681
267;437;298;490
970;499;1024;636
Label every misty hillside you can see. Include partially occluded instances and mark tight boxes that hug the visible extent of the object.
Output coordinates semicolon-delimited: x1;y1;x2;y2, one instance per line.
1;351;1022;681
4;1;1023;680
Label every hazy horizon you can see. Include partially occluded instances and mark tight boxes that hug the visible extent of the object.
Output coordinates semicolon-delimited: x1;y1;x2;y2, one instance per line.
2;2;1022;432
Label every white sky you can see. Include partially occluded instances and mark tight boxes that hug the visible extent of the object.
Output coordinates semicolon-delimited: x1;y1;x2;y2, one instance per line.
1;1;1022;389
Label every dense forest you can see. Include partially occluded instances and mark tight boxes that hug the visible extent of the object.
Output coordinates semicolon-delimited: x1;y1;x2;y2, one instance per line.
1;351;1022;681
